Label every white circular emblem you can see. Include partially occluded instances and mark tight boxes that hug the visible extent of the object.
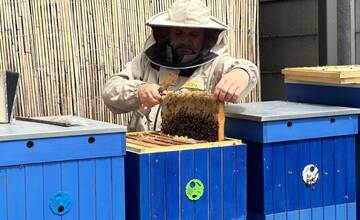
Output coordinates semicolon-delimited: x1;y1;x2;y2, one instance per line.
302;164;319;185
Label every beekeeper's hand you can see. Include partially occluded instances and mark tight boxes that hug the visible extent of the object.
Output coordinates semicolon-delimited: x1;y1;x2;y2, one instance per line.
214;69;249;103
138;83;162;108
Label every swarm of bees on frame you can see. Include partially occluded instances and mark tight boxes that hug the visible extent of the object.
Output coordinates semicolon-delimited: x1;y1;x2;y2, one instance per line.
161;91;220;142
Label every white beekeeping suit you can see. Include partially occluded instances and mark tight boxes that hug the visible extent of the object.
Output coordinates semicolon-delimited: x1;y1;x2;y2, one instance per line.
103;0;259;131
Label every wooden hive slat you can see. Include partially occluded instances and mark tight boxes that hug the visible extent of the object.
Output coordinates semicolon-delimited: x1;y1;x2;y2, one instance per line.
126;131;242;154
282;65;360;84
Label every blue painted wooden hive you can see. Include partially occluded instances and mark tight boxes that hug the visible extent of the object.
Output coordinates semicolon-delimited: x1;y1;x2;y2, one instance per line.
225;101;360;220
282;65;360;107
0;116;126;220
125;131;246;220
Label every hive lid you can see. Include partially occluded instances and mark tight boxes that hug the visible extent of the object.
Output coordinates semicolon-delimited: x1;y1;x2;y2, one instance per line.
127;131;242;154
225;101;360;122
225;101;359;143
282;65;360;84
0;116;126;141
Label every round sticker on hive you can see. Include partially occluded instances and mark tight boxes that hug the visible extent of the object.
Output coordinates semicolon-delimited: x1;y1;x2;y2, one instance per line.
302;164;319;185
185;179;204;201
49;191;72;216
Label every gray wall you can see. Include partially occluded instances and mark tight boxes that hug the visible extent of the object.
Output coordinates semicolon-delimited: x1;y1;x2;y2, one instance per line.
260;0;318;100
356;0;360;63
260;0;360;100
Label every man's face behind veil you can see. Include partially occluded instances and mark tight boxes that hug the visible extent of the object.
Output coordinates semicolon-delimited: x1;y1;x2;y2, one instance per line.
169;27;205;58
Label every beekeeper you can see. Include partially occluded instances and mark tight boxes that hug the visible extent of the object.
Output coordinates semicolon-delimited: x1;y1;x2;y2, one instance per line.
103;0;259;131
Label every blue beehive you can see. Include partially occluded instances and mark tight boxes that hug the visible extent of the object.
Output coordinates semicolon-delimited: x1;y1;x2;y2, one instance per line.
282;65;360;107
225;101;360;220
125;132;246;220
287;81;360;108
0;116;126;220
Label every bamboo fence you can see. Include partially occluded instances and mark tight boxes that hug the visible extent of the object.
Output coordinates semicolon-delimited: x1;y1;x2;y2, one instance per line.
0;0;259;125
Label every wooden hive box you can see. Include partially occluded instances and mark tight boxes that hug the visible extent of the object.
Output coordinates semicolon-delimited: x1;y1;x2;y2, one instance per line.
125;131;247;220
225;101;360;220
0;117;126;220
282;65;360;84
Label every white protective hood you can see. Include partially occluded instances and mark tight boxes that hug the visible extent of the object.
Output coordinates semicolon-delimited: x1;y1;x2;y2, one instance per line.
146;0;229;30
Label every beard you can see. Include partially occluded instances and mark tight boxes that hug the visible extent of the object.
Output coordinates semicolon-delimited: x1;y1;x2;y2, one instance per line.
172;44;196;58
